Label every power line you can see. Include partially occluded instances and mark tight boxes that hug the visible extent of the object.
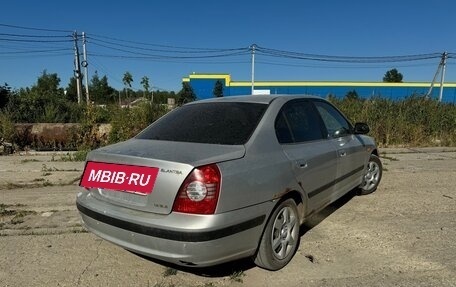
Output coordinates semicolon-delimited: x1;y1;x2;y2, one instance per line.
87;36;248;54
3;22;456;93
0;48;72;55
0;23;73;33
0;38;73;43
255;60;439;69
255;46;442;63
89;41;250;59
0;33;72;38
89;33;248;52
0;24;451;64
89;57;124;86
90;53;249;64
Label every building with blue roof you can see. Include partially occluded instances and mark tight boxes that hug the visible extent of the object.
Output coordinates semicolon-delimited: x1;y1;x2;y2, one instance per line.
183;73;456;103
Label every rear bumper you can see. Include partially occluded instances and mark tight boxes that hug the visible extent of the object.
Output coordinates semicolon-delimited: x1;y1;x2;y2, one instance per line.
76;191;271;267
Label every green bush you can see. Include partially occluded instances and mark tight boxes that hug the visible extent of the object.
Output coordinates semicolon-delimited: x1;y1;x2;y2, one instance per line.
75;104;113;150
0;111;15;142
108;103;168;144
330;95;456;147
4;95;456;150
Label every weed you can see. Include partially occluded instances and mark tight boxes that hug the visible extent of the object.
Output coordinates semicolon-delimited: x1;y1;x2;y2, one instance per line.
55;150;89;162
152;282;175;287
58;153;74;162
16;226;32;230
73;150;89;161
41;164;80;173
68;176;81;184
0;205;16;216
162;267;178;277
329;95;456;147
229;270;245;283
20;159;40;163
41;164;56;172
10;210;37;225
5;181;65;189
305;254;316;263
6;183;24;189
0;203;26;208
41;164;54;175
43;180;54;187
380;155;399;161
71;228;88;234
2;228;88;236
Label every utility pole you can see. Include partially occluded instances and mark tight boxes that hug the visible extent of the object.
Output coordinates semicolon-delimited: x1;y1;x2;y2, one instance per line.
251;44;256;95
426;52;447;101
82;32;90;104
73;31;83;104
439;52;448;102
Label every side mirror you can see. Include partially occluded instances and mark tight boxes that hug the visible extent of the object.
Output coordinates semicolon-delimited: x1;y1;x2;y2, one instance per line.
354;122;370;134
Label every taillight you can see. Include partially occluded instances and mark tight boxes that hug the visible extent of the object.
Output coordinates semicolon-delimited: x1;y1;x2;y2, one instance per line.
172;164;221;214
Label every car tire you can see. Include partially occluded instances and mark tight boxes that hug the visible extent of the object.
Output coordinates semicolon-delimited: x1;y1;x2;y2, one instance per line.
254;198;300;270
358;154;382;195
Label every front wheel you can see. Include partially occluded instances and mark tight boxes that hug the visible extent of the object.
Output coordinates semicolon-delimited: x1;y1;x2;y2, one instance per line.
254;198;300;270
358;154;382;195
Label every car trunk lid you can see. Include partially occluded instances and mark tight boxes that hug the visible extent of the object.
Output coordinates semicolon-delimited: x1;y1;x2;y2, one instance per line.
80;139;245;214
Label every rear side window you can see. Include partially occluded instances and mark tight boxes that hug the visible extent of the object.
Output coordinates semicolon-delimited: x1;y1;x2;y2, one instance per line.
136;102;267;145
275;100;325;144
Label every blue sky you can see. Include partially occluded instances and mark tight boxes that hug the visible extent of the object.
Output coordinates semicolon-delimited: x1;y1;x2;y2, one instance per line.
1;0;456;92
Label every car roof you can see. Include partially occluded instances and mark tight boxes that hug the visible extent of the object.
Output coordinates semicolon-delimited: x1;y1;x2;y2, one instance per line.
187;94;324;105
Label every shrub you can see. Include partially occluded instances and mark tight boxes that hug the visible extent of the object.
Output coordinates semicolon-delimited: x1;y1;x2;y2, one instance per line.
0;111;14;142
330;95;456;147
108;103;168;144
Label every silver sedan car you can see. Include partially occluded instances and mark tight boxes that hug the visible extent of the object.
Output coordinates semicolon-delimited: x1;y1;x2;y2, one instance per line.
77;94;382;270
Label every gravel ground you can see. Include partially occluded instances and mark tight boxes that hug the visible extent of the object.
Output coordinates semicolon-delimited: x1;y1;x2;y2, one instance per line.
0;148;455;287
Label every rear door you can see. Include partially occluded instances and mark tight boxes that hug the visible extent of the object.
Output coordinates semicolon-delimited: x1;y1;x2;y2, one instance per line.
313;100;367;196
275;100;338;213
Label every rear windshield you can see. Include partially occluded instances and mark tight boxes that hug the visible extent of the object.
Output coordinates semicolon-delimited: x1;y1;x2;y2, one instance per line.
136;102;268;145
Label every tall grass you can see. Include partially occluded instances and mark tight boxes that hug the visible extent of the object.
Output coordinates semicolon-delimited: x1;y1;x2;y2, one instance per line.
2;96;456;149
329;95;456;147
0;103;169;151
107;102;168;144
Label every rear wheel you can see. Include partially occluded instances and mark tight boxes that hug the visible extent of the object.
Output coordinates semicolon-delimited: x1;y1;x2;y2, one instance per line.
254;198;300;270
358;154;382;195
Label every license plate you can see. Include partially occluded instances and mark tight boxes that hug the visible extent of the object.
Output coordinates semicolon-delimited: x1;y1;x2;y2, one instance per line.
80;161;159;195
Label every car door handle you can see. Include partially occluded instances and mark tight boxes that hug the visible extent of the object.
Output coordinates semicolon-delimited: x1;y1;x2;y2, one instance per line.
339;151;347;157
295;160;308;168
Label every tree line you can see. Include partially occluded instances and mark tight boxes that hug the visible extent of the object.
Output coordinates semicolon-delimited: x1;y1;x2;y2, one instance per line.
0;67;402;123
0;70;200;124
5;67;451;152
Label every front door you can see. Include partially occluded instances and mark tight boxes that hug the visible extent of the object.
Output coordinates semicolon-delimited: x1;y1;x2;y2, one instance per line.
313;100;366;197
275;100;338;213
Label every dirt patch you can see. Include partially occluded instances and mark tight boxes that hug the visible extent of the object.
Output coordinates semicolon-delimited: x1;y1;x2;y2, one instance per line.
0;150;455;286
